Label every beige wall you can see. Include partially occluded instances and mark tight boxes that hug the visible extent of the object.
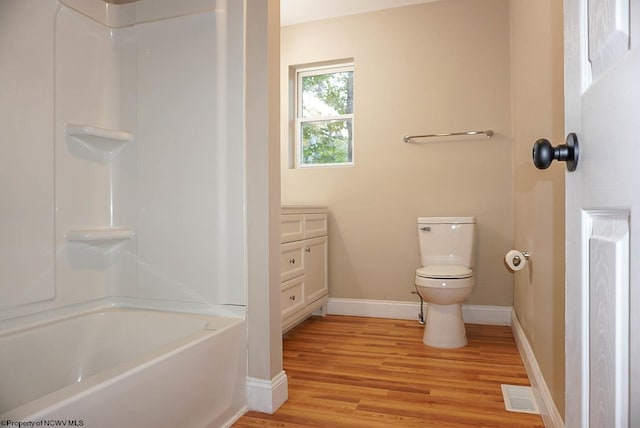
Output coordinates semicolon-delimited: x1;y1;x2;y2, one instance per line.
247;0;283;382
281;0;514;305
510;0;565;418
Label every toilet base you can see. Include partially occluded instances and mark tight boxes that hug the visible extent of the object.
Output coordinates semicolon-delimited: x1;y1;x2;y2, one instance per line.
423;303;467;348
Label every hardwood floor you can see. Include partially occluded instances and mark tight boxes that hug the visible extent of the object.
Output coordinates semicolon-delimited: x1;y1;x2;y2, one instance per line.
233;315;544;427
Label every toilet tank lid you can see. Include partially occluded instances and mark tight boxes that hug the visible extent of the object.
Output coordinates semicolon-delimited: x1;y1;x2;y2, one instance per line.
417;216;475;224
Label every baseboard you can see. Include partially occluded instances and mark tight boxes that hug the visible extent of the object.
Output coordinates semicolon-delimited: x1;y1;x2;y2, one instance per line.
511;310;565;428
461;304;512;325
246;371;288;414
326;297;512;325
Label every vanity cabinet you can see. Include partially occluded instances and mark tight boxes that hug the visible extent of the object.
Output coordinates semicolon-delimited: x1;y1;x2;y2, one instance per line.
280;206;328;332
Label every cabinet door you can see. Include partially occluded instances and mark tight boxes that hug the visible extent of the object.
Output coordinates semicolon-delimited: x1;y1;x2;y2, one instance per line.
281;241;305;282
304;236;327;304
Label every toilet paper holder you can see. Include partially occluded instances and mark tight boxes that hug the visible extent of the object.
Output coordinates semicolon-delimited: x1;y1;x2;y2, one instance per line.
512;251;530;267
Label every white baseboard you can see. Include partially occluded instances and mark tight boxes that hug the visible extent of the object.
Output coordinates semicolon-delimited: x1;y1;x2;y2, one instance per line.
461;304;512;325
246;370;288;414
326;297;512;325
511;310;564;428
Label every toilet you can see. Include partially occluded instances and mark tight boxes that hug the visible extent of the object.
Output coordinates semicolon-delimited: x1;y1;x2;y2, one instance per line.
414;216;476;348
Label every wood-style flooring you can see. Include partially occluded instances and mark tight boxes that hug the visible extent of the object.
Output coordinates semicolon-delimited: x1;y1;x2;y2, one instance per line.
233;315;544;427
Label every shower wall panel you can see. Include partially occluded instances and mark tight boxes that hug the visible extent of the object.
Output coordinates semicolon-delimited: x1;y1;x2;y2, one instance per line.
55;5;137;303
135;7;246;305
0;0;57;309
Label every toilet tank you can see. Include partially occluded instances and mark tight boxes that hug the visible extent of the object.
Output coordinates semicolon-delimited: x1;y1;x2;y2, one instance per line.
417;217;476;268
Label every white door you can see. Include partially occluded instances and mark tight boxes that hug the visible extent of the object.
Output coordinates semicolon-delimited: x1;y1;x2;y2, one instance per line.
564;0;639;426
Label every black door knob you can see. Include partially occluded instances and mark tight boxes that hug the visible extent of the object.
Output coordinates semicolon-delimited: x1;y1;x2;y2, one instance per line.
532;133;579;172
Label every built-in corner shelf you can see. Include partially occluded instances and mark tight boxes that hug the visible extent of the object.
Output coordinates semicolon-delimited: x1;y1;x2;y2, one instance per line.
65;124;134;154
66;228;134;246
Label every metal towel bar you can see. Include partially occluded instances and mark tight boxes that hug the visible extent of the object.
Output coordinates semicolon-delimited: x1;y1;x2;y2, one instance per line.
403;130;494;143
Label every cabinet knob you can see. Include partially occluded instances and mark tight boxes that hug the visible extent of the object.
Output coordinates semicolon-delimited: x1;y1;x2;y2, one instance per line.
305;248;311;253
289;258;295;264
289;295;296;301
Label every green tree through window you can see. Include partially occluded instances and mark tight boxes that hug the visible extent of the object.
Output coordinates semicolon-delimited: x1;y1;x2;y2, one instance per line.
296;64;353;166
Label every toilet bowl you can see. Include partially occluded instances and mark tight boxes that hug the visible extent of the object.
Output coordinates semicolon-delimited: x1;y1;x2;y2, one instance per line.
415;276;474;348
414;217;476;348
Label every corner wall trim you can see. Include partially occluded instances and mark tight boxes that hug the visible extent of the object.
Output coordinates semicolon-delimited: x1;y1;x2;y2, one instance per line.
246;371;288;414
326;298;512;325
511;310;565;428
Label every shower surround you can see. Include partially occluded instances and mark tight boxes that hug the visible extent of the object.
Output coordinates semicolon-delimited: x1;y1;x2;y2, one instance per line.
0;0;248;425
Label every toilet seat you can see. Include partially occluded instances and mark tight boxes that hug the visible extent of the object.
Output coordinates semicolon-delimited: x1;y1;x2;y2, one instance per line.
415;274;473;289
416;264;472;279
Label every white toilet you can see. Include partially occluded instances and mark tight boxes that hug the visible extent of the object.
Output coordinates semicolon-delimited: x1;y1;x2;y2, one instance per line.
414;216;476;348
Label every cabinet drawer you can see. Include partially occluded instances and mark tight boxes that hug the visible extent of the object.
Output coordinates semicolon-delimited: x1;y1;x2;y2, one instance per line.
281;241;305;282
281;278;304;317
281;214;304;243
304;213;327;239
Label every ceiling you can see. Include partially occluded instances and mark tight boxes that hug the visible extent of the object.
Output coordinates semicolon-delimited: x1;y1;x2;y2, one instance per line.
280;0;440;26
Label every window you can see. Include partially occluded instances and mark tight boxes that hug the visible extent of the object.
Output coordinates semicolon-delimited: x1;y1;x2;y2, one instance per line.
295;63;354;167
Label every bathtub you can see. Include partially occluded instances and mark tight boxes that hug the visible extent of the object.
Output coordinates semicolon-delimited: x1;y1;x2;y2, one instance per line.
0;308;247;427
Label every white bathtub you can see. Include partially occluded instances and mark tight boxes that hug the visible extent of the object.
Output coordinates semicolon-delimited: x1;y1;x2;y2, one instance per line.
0;308;247;427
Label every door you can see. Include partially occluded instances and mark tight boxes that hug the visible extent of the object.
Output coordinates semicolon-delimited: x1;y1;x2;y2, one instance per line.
564;0;639;426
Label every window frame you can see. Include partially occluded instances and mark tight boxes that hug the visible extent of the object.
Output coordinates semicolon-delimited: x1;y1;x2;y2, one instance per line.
294;62;354;168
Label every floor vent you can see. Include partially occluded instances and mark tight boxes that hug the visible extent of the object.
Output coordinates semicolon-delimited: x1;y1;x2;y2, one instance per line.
501;384;540;414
